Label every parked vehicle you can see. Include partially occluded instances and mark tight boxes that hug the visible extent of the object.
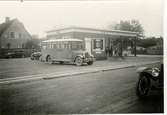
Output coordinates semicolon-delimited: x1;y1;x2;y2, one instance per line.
136;63;163;98
30;52;42;60
4;51;26;58
40;39;95;66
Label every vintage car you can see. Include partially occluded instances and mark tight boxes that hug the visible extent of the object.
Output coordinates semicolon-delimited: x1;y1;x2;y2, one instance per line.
136;63;163;98
30;52;42;60
40;39;95;66
4;51;26;58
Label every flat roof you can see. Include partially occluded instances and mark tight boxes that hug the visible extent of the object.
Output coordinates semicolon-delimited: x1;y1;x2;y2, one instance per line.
47;26;138;34
46;26;138;37
42;38;83;43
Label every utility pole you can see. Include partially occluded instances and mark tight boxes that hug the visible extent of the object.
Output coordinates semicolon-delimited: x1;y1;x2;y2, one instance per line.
134;35;137;57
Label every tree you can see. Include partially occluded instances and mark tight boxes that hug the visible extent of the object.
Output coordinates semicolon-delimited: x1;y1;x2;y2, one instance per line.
25;35;40;50
137;37;163;48
110;19;144;36
108;19;144;56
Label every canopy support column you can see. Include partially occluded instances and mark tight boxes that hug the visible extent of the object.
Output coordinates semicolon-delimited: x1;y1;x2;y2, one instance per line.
134;35;137;56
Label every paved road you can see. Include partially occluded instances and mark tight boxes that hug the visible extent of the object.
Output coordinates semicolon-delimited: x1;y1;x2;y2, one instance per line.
0;67;163;114
0;56;162;79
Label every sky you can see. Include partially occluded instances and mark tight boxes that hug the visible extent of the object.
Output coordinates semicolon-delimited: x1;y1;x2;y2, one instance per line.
0;0;164;38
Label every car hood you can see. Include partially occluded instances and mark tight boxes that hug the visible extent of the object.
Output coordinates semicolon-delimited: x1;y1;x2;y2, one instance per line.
136;67;152;73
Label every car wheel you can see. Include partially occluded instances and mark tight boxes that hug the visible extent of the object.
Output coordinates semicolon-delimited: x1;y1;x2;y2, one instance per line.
136;75;150;98
46;55;53;64
39;56;43;62
87;61;93;65
31;57;34;60
59;61;64;64
75;57;83;66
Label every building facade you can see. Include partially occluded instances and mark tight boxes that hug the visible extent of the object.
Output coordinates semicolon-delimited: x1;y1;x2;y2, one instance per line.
46;27;138;59
0;17;31;49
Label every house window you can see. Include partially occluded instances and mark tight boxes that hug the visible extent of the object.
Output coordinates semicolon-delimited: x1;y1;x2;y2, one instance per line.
10;32;15;38
93;39;104;50
19;33;22;38
4;34;8;38
6;43;11;49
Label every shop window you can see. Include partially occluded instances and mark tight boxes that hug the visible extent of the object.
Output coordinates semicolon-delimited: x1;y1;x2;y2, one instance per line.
93;39;104;50
10;32;15;38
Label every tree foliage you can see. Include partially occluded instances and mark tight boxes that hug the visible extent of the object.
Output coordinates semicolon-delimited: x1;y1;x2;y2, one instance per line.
111;19;144;36
137;37;163;48
25;36;40;50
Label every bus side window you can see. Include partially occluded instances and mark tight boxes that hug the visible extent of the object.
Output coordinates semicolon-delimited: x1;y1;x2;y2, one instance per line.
62;43;65;49
47;43;51;49
53;44;57;49
58;44;61;49
68;44;70;49
46;44;49;49
51;44;54;49
64;44;68;49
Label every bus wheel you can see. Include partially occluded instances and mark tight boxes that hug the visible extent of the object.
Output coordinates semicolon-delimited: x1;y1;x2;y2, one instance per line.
46;55;53;64
75;57;83;66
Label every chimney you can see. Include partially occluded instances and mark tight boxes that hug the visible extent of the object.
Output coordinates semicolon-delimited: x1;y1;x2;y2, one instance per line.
5;17;10;23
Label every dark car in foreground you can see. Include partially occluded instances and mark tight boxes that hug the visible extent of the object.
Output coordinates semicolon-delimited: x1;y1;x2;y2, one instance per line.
136;63;163;98
30;52;42;60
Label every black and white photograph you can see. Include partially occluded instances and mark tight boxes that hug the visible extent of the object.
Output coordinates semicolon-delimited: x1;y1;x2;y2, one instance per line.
0;0;164;114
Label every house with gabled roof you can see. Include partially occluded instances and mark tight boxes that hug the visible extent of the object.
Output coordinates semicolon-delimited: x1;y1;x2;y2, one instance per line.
0;17;31;49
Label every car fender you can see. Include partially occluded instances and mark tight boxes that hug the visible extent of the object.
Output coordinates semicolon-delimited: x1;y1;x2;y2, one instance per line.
139;71;158;82
74;55;84;62
136;67;148;73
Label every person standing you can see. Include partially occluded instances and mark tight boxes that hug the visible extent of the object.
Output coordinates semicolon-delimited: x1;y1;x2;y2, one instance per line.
109;46;113;57
105;47;109;57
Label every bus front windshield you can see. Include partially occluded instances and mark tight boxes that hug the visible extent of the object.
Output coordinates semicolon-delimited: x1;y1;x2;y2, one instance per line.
71;41;83;50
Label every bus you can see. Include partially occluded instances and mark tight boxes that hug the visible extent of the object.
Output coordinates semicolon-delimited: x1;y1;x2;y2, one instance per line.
40;38;95;66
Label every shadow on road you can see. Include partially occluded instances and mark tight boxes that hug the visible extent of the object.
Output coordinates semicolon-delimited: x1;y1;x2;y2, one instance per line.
134;92;164;113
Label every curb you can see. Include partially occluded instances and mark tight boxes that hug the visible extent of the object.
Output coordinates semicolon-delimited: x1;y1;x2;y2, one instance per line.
0;61;160;85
